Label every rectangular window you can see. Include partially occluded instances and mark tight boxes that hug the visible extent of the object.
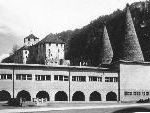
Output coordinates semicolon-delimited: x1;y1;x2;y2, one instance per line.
72;76;86;82
59;75;63;81
7;74;12;80
41;75;45;81
72;76;76;81
64;76;68;81
98;77;102;82
146;92;149;95
22;75;26;80
80;76;86;82
46;75;51;80
35;75;38;80
105;77;109;82
93;77;97;81
16;74;21;80
27;74;32;80
54;75;58;80
1;74;6;79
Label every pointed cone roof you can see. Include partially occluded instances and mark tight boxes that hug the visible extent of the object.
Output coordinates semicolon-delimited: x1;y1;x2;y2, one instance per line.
100;25;113;64
123;4;144;62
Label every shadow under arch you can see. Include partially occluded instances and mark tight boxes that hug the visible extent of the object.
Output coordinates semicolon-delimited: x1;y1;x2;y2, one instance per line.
106;91;117;101
36;91;50;101
90;91;101;101
0;90;11;101
17;90;31;101
55;91;68;101
72;91;85;101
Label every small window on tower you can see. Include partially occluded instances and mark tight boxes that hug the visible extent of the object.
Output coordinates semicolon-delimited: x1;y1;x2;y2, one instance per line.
28;38;30;41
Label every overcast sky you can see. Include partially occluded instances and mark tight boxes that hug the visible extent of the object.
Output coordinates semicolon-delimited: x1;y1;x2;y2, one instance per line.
0;0;145;61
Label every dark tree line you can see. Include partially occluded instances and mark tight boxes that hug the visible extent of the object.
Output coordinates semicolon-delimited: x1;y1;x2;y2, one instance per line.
56;1;150;66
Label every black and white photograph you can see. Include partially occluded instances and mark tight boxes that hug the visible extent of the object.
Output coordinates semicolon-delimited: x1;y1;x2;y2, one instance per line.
0;0;150;112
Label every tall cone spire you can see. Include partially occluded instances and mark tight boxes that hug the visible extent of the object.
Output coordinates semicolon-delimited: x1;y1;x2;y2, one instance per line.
123;4;144;62
100;25;113;64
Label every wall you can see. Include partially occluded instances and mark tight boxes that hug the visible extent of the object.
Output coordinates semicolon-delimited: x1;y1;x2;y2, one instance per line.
120;63;150;102
0;64;118;102
45;43;65;65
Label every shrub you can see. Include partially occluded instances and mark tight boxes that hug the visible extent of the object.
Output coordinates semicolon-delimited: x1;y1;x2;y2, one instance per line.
7;98;20;106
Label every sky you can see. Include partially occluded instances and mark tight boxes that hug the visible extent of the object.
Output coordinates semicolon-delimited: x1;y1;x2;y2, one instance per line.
0;0;146;61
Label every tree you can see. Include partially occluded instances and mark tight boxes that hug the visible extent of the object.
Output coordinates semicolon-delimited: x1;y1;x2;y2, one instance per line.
10;44;20;55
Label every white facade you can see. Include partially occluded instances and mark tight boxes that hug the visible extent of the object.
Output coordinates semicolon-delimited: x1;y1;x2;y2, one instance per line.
45;43;65;65
0;63;118;102
120;61;150;102
24;38;39;47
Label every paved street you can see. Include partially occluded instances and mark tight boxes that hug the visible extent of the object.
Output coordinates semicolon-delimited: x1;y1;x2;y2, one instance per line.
0;103;150;113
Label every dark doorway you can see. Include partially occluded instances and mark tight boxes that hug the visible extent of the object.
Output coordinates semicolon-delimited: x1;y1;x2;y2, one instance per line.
55;91;68;101
17;90;31;101
90;91;101;101
106;91;117;101
0;90;11;101
72;91;85;101
36;91;50;101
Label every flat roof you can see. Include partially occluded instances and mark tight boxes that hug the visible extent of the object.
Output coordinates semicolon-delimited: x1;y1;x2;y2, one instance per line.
119;60;150;65
0;63;117;72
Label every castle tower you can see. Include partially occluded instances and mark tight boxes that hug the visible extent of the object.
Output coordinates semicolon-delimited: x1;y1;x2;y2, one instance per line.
100;25;113;64
24;34;39;46
123;4;144;62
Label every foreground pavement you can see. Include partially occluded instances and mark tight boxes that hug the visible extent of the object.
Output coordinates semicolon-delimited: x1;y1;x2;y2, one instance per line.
0;103;150;113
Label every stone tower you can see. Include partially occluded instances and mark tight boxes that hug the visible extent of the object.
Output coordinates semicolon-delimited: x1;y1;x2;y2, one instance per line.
123;4;144;62
100;25;113;64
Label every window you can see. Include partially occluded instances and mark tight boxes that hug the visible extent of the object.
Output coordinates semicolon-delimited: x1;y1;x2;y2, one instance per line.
46;75;51;80
41;75;45;81
80;76;86;82
28;38;30;41
35;75;51;81
72;76;86;82
54;75;58;80
22;75;26;80
146;92;149;95
16;74;21;80
124;91;132;96
49;43;51;46
7;74;12;80
105;77;118;82
1;74;6;79
54;75;68;81
56;44;58;46
27;74;32;80
64;76;68;81
59;75;63;81
16;74;32;80
89;76;102;82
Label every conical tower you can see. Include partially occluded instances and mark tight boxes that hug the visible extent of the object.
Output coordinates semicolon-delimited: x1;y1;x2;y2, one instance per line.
100;25;113;64
123;4;144;62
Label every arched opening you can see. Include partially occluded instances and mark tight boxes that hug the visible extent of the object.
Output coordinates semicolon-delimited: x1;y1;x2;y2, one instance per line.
0;90;11;101
36;91;50;101
106;91;117;101
72;91;85;101
90;91;101;101
17;90;31;101
55;91;68;101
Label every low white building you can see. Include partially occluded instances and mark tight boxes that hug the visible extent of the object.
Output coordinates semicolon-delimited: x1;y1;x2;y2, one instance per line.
0;60;150;103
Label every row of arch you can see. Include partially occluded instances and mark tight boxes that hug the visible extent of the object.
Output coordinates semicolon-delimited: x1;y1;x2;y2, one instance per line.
0;90;117;101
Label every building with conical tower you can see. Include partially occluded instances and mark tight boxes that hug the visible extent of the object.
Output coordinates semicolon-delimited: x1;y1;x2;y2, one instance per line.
100;25;113;65
122;4;144;62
